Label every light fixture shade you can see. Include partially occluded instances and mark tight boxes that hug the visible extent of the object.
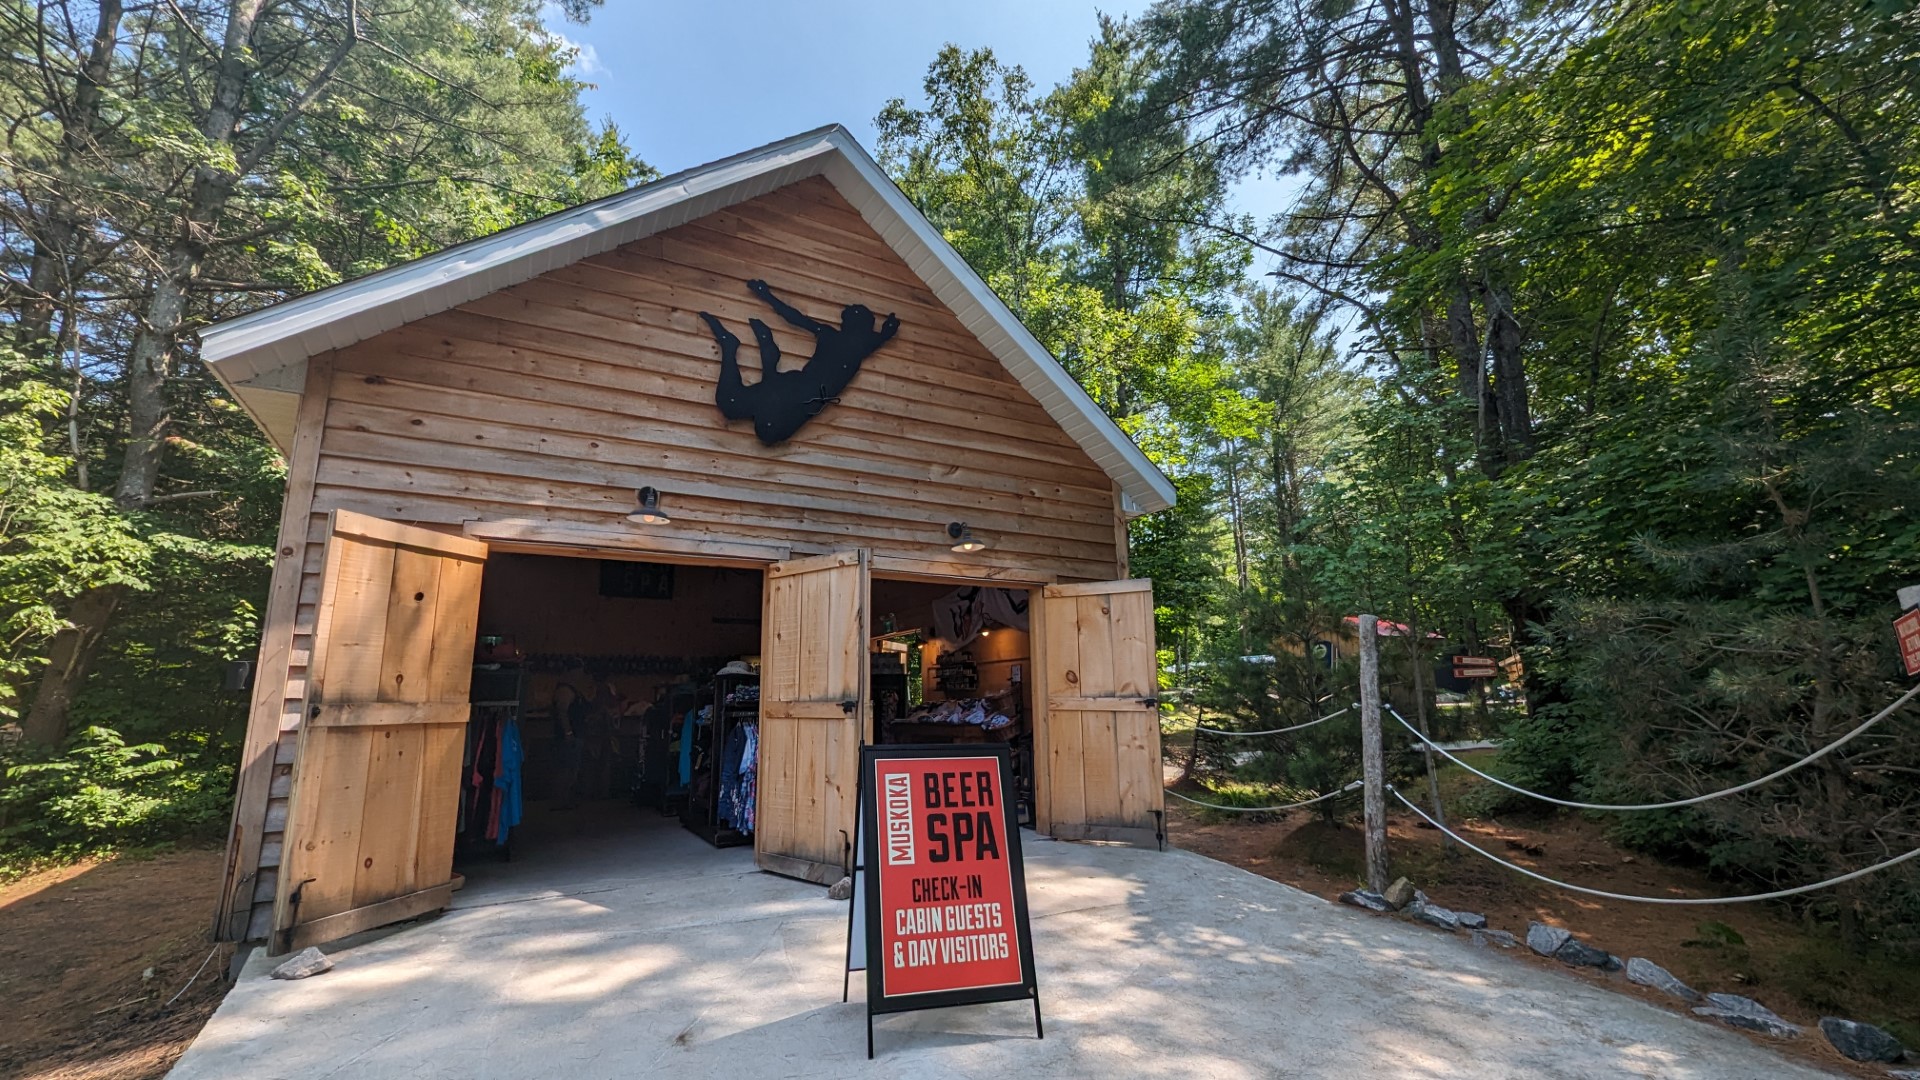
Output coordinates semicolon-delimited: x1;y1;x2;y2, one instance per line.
628;486;670;525
947;521;987;553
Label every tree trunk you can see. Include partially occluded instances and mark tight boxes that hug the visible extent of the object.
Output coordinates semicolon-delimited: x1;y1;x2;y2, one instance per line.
15;0;124;352
21;585;126;746
117;0;268;509
1483;280;1532;463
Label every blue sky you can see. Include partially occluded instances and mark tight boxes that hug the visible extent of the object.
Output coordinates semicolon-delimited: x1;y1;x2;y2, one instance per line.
546;0;1299;233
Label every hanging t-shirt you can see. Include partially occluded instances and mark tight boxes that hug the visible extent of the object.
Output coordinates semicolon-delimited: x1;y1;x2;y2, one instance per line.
677;709;696;787
495;716;524;844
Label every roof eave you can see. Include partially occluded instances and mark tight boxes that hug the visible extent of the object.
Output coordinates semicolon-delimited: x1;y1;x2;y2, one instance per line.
200;123;1177;516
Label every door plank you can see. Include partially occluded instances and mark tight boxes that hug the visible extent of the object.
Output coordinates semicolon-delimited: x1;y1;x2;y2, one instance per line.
322;539;397;702
378;546;443;704
413;724;465;890
1044;578;1153;598
289;726;375;923
352;725;424;906
310;702;468;728
1048;696;1157;712
427;554;486;700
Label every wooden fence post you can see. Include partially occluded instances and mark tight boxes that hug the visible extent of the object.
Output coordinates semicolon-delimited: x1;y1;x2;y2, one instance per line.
1359;614;1390;893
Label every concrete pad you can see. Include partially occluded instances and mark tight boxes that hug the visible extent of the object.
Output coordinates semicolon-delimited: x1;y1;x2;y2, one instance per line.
170;809;1836;1079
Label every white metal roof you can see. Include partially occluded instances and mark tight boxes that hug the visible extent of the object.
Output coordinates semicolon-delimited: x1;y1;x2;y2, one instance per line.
201;124;1176;515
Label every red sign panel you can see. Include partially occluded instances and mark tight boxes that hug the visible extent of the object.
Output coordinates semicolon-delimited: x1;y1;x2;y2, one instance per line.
1897;608;1920;678
1453;666;1498;679
1453;655;1495;667
874;755;1024;997
852;744;1041;1057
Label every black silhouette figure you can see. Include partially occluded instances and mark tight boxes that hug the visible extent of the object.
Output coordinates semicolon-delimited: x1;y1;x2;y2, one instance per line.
698;279;899;445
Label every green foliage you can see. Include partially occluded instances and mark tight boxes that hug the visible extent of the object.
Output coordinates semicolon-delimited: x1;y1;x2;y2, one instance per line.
0;356;150;721
0;726;231;858
1122;0;1920;948
0;1;645;859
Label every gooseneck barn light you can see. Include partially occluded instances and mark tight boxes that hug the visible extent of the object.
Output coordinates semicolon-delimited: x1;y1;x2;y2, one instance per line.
947;521;987;553
628;486;670;525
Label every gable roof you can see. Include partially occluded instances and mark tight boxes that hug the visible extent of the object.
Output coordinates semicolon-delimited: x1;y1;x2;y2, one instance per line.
200;124;1175;516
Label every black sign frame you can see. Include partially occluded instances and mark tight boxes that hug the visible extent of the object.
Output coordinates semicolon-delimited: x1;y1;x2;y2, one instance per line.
848;743;1042;1058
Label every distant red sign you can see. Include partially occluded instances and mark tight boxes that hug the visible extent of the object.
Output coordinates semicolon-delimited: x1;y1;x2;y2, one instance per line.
1453;655;1495;667
1453;667;1498;680
1896;608;1920;678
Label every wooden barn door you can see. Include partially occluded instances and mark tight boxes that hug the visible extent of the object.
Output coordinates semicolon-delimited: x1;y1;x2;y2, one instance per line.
1038;579;1164;849
271;511;488;954
757;549;869;884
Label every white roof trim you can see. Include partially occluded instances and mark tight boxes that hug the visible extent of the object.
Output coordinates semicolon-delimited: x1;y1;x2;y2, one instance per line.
201;124;1175;514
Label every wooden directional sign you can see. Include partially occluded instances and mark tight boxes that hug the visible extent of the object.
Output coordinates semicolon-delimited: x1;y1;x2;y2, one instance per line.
1896;607;1920;678
1452;655;1499;679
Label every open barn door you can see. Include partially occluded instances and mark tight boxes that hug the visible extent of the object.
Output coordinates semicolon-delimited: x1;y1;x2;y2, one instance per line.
1038;579;1164;849
270;511;487;955
757;549;869;884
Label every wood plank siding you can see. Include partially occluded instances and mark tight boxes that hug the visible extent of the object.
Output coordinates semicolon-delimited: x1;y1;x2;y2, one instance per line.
224;176;1122;940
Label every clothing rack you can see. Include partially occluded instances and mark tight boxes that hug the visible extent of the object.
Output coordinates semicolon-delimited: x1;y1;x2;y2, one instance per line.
637;682;701;814
459;663;526;861
680;671;757;848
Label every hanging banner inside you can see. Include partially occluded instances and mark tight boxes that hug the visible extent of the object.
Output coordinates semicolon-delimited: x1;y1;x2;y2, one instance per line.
849;744;1040;1058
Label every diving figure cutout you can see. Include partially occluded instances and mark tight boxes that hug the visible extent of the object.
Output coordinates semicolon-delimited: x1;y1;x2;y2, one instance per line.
698;279;900;446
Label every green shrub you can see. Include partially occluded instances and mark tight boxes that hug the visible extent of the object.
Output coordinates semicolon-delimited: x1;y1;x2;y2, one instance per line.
0;726;231;859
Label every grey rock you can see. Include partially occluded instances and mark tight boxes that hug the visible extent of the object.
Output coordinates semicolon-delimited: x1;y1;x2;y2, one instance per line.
270;946;333;981
1817;1017;1905;1063
1471;929;1518;949
1455;911;1487;930
1527;922;1572;957
1409;901;1459;931
1554;939;1615;969
1382;877;1417;910
1692;993;1801;1040
1338;889;1392;912
1887;1071;1920;1079
1624;957;1702;1003
827;876;853;901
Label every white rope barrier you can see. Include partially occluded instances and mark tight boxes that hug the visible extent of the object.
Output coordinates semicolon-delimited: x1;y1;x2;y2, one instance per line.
1193;705;1357;738
1389;786;1920;904
1387;684;1920;812
1165;779;1363;813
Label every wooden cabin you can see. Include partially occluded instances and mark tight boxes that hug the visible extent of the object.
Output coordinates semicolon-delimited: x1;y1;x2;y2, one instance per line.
203;126;1172;953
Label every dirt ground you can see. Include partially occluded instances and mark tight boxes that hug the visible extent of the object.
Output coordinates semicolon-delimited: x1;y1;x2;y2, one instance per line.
0;848;235;1080
1166;793;1918;1080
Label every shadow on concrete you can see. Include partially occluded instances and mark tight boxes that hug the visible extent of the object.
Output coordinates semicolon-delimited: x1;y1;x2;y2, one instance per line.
167;802;1839;1079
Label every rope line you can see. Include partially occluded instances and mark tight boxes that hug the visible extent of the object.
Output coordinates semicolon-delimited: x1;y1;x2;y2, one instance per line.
1165;779;1363;813
1387;683;1920;811
1193;705;1356;738
164;944;222;1008
1389;787;1920;904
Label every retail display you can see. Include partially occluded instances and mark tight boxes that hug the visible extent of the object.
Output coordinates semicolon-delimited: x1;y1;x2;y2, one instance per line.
462;664;527;858
896;696;1015;730
680;668;758;847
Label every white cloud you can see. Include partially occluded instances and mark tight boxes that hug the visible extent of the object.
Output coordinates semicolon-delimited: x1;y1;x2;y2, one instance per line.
539;4;607;78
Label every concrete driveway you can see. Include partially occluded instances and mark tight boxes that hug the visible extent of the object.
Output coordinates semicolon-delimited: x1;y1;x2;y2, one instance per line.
169;814;1834;1079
